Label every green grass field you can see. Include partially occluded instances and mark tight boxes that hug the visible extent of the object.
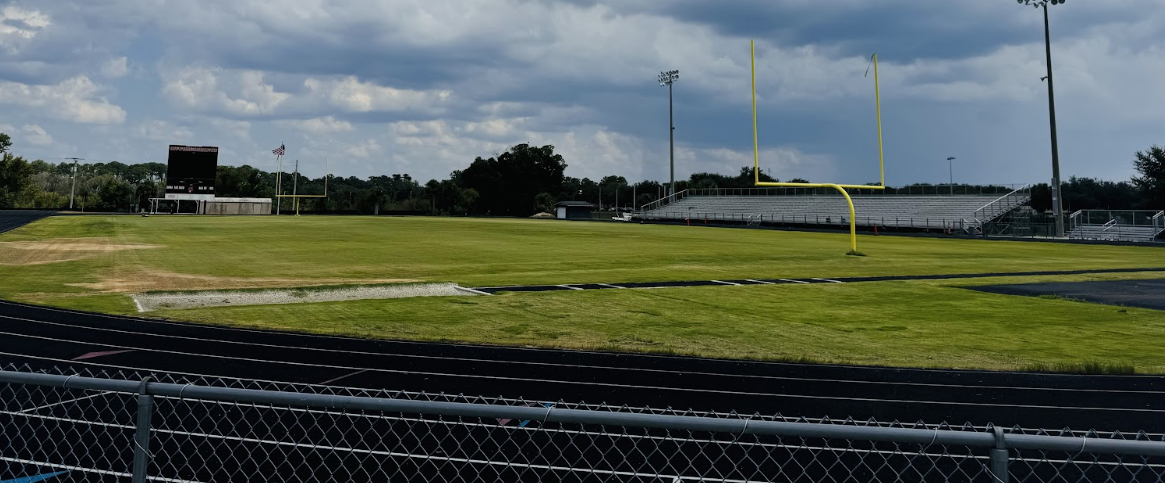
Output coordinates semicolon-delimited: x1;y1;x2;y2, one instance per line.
3;215;1165;372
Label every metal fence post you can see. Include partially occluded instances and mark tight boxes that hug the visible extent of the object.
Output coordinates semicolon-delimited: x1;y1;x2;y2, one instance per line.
133;378;154;483
989;427;1010;483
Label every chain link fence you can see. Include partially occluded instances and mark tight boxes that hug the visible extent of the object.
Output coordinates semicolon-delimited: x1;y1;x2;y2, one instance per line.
3;363;1165;482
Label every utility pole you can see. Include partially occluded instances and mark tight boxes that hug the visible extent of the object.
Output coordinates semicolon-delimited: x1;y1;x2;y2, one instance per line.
64;157;84;210
658;70;680;203
292;159;299;216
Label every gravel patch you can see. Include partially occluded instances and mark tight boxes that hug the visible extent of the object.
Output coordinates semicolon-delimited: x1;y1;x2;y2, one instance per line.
133;283;483;312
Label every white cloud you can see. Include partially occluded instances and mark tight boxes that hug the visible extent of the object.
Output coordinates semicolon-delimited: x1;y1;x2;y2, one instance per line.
344;139;384;159
278;116;353;133
161;67;453;119
304;76;452;114
20;124;53;146
0;76;125;124
162;67;290;116
136;120;193;142
0;6;50;50
101;57;129;78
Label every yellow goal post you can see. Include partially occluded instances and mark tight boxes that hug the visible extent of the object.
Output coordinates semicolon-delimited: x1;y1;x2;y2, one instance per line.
750;40;886;254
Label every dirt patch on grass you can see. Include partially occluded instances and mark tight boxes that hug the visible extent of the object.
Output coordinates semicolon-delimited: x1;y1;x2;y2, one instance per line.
69;269;421;293
0;238;160;266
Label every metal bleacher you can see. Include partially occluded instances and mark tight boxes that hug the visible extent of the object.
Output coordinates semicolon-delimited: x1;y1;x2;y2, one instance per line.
637;186;1032;232
1068;210;1165;243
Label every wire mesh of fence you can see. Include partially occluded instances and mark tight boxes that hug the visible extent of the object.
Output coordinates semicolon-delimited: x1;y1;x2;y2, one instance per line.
3;363;1165;482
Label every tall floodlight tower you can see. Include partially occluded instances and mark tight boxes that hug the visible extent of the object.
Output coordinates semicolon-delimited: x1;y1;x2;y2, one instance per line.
1019;0;1067;237
658;69;680;202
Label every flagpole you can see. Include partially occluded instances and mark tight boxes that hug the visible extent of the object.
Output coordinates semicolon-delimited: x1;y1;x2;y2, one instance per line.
293;159;299;216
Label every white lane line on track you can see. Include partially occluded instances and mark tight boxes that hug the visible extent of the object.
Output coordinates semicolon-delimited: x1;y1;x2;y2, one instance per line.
0;312;1162;396
319;369;369;386
597;283;625;289
778;279;810;284
20;391;116;413
744;279;775;285
557;285;584;290
811;278;844;284
6;350;1162;437
710;280;740;286
3;298;1163;381
1;332;1164;413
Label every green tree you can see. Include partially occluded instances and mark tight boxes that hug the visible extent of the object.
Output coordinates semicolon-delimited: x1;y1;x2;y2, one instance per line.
1133;145;1165;209
533;192;557;214
457;144;567;216
0;132;11;154
0;152;34;208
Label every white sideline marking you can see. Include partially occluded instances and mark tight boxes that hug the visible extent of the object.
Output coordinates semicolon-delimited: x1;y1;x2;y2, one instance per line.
597;283;625;289
710;280;740;286
20;391;115;413
558;285;584;291
778;279;810;284
453;286;493;296
811;278;844;284
744;279;775;285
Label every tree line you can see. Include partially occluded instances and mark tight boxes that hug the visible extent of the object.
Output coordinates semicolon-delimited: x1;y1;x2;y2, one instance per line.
1;131;1163;215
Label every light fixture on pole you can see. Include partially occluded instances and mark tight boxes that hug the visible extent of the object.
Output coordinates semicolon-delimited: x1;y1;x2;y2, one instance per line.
946;157;956;195
1018;0;1066;237
658;69;679;202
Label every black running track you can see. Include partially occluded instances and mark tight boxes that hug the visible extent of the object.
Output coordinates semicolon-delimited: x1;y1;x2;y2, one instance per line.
0;210;53;234
473;267;1165;293
2;300;1165;435
969;278;1165;311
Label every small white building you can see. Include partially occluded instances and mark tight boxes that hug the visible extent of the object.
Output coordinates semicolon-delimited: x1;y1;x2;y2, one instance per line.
555;201;594;220
149;197;272;215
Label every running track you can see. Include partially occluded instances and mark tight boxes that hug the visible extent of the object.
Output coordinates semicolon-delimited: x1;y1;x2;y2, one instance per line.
2;300;1165;434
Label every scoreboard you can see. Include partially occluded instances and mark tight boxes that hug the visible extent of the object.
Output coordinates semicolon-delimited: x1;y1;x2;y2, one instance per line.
165;145;218;200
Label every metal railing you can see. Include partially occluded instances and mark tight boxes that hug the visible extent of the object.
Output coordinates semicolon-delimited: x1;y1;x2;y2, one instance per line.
6;366;1165;482
638;211;974;232
972;184;1032;229
1068;210;1165;242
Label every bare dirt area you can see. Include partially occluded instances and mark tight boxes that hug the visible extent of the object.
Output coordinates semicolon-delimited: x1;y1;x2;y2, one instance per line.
68;270;422;294
0;238;160;266
133;283;481;312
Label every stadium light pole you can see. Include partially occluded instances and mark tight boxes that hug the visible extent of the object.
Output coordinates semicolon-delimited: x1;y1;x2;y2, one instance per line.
658;70;679;203
1019;0;1066;237
946;156;956;195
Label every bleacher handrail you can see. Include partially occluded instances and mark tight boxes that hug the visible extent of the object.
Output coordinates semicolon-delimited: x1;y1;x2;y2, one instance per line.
971;184;1031;231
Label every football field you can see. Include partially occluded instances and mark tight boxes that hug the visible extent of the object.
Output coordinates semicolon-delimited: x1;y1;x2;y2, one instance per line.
3;214;1165;372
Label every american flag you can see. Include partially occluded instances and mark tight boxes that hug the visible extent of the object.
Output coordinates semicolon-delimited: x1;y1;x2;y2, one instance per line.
272;143;285;156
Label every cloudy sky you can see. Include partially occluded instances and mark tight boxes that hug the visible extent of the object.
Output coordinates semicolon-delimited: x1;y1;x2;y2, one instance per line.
1;0;1162;185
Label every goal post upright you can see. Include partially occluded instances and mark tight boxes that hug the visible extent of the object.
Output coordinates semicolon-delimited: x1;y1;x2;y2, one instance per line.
750;39;886;255
276;157;330;216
